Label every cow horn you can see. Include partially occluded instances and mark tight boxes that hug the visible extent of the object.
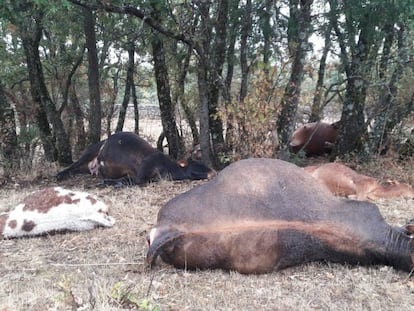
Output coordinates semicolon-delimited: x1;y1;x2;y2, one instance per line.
146;228;183;267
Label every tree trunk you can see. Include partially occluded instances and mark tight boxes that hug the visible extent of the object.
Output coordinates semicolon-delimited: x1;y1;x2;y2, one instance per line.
0;79;19;176
69;85;86;157
132;77;139;135
262;0;273;77
149;3;185;159
197;58;213;167
20;14;72;165
116;42;135;132
223;0;240;148
151;34;184;159
309;24;332;122
370;23;408;154
196;1;213;167
59;49;84;116
83;7;102;144
175;45;199;145
224;0;239;102
330;6;373;158
105;72;120;137
239;0;252;102
19;28;54;161
208;0;228;159
181;102;199;145
169;40;199;145
14;84;31;153
277;0;313;148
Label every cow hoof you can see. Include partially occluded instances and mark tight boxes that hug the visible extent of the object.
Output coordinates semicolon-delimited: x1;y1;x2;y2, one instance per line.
96;181;110;188
113;182;127;189
101;179;129;189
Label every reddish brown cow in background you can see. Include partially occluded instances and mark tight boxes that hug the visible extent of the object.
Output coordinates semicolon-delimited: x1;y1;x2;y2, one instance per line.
304;162;414;201
289;121;339;156
147;158;414;274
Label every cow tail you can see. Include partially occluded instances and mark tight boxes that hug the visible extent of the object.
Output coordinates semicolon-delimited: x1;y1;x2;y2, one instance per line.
146;228;183;268
56;170;69;181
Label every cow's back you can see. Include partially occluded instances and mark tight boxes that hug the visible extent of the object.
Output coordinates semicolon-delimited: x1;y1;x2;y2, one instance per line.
156;159;382;228
98;132;156;158
97;132;158;178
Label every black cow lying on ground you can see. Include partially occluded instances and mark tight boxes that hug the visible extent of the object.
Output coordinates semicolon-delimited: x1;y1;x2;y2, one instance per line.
56;140;105;181
56;132;215;185
147;158;414;274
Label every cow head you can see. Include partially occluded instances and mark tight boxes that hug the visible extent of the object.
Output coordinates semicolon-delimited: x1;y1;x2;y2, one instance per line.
177;158;216;180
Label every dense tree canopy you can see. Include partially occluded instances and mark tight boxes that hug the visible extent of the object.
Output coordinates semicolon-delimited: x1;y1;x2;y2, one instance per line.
0;0;413;174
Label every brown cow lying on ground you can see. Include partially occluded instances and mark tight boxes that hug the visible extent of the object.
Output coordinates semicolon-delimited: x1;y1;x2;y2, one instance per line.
57;132;216;186
0;187;115;238
304;162;414;201
147;158;414;274
289;121;339;156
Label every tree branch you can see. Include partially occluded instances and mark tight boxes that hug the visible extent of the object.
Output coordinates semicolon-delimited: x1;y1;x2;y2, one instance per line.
59;47;85;115
68;0;193;46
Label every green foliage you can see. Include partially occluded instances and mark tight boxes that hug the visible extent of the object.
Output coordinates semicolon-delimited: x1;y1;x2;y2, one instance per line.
110;281;160;311
0;0;413;166
17;125;41;170
139;298;161;311
219;68;284;160
17;124;39;145
54;275;81;309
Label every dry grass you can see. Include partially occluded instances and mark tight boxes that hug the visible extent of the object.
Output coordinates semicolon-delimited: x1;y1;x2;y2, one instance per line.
1;164;414;311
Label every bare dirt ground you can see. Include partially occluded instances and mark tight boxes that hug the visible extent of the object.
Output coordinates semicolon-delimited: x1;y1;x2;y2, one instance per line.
0;158;413;311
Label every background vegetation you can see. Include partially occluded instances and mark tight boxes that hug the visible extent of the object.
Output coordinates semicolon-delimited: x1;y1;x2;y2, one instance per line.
0;0;413;175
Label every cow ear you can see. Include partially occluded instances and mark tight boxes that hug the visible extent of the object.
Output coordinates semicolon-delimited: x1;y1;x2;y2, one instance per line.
177;159;188;167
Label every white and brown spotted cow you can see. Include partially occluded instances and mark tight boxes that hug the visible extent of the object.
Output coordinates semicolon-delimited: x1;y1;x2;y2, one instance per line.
0;187;115;238
147;158;414;274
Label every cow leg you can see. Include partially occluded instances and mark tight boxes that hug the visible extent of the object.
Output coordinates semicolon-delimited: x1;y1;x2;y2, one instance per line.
95;180;122;189
134;154;166;185
100;176;135;187
134;169;150;185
